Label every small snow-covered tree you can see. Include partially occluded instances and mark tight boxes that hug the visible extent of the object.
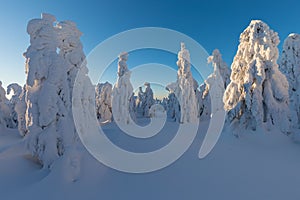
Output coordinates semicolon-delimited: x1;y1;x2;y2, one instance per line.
129;93;137;122
174;42;198;123
279;33;300;128
0;81;11;128
143;82;155;117
223;20;290;133
197;83;211;120
136;83;155;117
95;82;112;123
7;83;23;128
112;52;135;124
165;85;180;122
136;86;146;117
14;85;27;136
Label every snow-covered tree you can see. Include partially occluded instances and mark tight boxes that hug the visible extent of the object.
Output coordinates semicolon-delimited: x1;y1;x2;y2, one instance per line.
223;20;290;133
24;13;70;167
7;83;23;128
129;93;137;122
199;49;230;118
112;52;135;124
165;85;180;122
23;14;87;179
279;33;300;128
136;86;146;117
136;82;155;117
207;49;231;89
95;82;112;123
143;82;155;117
14;85;27;136
173;42;198;123
0;81;11;128
197;83;211;120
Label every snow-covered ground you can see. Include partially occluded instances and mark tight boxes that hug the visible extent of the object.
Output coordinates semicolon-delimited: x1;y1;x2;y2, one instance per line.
1;119;300;200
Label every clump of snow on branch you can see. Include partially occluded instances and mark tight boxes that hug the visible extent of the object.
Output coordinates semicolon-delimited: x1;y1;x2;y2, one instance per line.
223;20;290;133
112;52;135;124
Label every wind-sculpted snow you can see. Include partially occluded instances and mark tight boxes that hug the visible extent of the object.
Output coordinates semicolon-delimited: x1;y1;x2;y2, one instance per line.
223;20;290;133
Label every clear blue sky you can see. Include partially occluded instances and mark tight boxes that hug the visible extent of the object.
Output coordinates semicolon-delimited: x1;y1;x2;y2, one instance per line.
1;0;300;98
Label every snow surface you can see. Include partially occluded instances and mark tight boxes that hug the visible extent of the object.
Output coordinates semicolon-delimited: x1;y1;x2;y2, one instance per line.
1;120;300;200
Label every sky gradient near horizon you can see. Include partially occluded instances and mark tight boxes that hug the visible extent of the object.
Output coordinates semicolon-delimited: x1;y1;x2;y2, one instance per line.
1;0;300;98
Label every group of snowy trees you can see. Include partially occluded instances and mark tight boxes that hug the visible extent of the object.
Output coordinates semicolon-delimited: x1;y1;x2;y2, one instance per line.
3;14;300;174
163;20;300;137
0;14;91;180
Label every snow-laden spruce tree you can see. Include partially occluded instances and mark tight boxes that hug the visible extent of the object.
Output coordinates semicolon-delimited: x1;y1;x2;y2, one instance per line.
200;49;231;117
24;13;71;167
279;33;300;128
223;20;290;133
0;81;11;128
112;52;135;124
95;82;112;123
174;42;198;123
7;83;23;128
143;82;155;117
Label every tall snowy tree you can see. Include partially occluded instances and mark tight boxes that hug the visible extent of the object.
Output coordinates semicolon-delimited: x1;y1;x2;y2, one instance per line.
95;82;112;123
23;14;87;180
112;52;135;124
223;20;290;133
279;33;300;128
24;13;70;167
199;49;230;118
174;42;198;123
